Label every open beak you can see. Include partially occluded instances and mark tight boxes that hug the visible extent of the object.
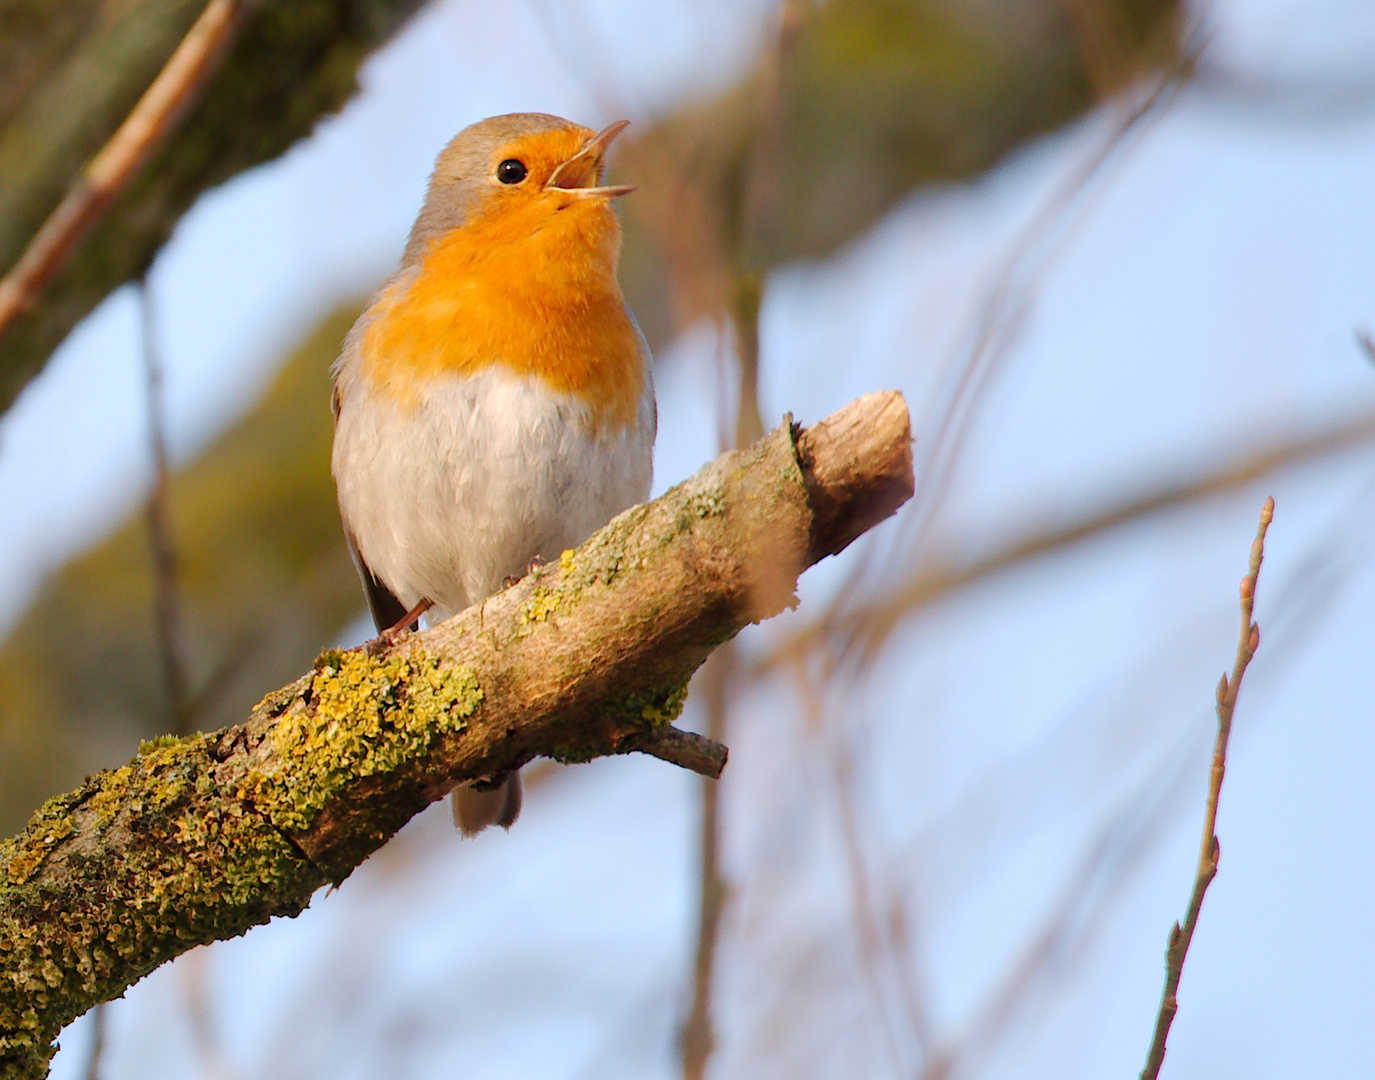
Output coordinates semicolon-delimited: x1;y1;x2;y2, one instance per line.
546;120;634;198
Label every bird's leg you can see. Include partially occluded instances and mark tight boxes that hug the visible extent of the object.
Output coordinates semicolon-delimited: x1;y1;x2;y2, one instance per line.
380;597;433;643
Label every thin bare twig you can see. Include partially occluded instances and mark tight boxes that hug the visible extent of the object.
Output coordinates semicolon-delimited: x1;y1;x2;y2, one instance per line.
81;1001;105;1080
1139;496;1274;1080
680;647;733;1080
140;278;192;735
0;0;255;342
181;946;240;1080
681;8;809;1072
791;659;926;1076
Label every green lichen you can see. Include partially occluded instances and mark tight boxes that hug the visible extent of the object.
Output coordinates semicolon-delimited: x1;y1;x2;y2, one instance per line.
136;733;183;755
0;796;73;887
0;735;319;1075
546;679;692;766
641;682;689;726
239;647;482;834
685;476;727;519
518;586;566;628
514;520;643;634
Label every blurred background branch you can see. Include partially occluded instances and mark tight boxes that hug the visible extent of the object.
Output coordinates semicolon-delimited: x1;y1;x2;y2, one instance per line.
0;0;255;344
0;0;429;413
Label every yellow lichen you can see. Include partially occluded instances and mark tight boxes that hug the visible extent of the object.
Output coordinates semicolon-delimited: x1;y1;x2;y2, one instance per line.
239;647;482;834
518;585;567;628
0;796;75;886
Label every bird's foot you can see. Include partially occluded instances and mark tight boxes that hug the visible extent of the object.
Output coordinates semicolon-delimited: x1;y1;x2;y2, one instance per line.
376;598;433;647
501;555;548;590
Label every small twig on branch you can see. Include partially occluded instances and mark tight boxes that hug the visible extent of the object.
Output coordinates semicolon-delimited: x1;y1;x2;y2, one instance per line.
0;0;254;342
636;725;727;780
1139;496;1274;1080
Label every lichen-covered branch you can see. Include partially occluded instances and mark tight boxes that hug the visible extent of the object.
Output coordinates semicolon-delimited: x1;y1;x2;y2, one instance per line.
0;391;913;1078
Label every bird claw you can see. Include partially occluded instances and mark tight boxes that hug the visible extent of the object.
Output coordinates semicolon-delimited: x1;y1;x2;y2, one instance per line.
373;598;433;649
501;555;548;590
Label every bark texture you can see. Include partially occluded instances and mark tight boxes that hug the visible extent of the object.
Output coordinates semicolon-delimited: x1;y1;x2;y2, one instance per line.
0;391;913;1078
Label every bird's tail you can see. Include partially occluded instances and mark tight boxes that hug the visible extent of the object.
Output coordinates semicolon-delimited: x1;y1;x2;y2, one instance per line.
452;772;523;836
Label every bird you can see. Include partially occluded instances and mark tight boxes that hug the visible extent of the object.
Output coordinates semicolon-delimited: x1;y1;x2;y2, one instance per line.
330;113;656;835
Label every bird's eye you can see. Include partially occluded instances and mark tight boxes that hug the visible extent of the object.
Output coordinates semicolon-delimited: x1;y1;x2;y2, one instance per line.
496;159;528;185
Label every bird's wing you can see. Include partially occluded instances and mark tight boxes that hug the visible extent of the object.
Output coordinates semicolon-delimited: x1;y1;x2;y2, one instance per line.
333;380;408;634
343;524;409;634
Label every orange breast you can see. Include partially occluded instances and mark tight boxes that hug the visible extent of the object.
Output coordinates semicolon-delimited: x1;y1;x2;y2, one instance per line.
361;194;643;433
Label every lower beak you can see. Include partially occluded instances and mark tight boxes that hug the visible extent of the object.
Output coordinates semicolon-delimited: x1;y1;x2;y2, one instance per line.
546;120;634;198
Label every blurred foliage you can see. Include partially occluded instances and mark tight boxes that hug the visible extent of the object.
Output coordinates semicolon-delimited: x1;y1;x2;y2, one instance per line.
619;0;1180;346
0;308;363;834
0;0;428;415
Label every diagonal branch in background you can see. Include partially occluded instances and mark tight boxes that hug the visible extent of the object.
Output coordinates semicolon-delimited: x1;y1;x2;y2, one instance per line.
0;391;913;1080
763;409;1375;669
0;0;254;341
1139;496;1273;1080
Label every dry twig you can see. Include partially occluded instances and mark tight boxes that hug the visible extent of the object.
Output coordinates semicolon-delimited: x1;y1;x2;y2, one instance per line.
0;0;254;342
1139;496;1274;1080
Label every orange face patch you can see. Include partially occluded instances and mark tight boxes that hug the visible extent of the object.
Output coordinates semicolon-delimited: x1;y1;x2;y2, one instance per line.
360;129;643;432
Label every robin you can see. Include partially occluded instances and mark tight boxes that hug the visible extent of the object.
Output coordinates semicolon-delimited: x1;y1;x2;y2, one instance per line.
330;113;656;835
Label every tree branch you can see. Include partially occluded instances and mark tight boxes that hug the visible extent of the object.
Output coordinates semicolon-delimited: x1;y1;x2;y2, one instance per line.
0;391;913;1078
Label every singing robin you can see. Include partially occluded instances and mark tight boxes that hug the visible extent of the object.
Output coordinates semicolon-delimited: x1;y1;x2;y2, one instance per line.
330;113;655;835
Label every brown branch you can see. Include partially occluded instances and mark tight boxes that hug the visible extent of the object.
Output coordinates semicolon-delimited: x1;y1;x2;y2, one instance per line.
0;391;913;1079
0;0;253;341
1139;496;1274;1080
680;647;733;1080
636;724;728;780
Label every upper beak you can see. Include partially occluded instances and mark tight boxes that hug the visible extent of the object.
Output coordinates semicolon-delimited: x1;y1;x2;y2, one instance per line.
546;120;634;198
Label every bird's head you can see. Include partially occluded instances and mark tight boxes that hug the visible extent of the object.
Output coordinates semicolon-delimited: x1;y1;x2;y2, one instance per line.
402;113;633;267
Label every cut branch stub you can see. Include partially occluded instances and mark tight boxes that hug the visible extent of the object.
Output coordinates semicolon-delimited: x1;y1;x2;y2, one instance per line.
0;390;912;1078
